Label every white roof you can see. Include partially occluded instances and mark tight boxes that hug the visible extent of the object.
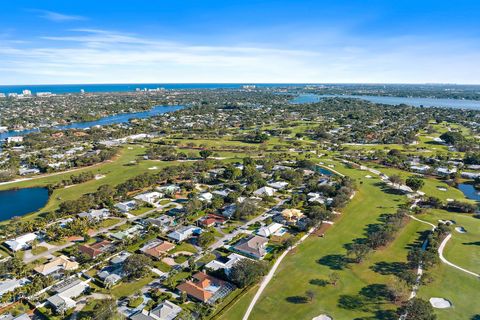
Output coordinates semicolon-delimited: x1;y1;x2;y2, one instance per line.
0;278;29;295
253;186;275;196
199;192;213;201
257;222;283;237
268;181;289;189
134;191;162;203
5;233;37;251
205;253;246;272
78;208;110;220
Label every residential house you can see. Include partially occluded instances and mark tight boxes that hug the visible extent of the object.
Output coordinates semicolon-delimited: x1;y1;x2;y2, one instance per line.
232;235;269;259
156;184;181;195
253;186;275;197
268;181;289;190
199;214;226;228
198;192;213;202
410;164;431;173
461;171;480;179
0;314;30;320
4;233;38;252
212;189;230;197
97;252;131;287
47;278;89;314
140;240;175;259
130;300;182;320
257;222;284;238
34;255;79;277
0;278;30;296
134;191;163;205
222;204;237;218
281;209;304;223
78;208;110;221
115;200;137;213
436;167;457;176
177;272;234;304
146;215;176;232
167;226;202;242
204;253;246;276
110;225;143;241
78;240;112;259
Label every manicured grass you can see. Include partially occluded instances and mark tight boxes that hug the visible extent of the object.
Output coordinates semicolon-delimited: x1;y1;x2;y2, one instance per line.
197;252;216;266
0;145;177;223
417;264;480;320
110;273;154;299
170;242;197;254
130;206;153;216
31;245;48;255
217;285;259;320
238;160;416;320
416;209;480;274
96;217;122;229
152;260;172;272
365;164;473;203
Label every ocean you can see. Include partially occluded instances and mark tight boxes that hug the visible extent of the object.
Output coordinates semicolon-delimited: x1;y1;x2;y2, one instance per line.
0;83;306;94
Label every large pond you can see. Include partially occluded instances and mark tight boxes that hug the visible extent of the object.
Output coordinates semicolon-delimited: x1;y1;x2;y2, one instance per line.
0;105;184;141
0;187;49;221
291;94;480;110
457;183;480;201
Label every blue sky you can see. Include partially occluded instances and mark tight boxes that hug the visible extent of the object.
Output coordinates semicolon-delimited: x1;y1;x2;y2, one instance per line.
1;0;480;84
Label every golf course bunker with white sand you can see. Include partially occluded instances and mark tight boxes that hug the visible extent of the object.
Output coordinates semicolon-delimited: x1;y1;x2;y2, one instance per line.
455;226;467;233
312;315;333;320
429;297;453;309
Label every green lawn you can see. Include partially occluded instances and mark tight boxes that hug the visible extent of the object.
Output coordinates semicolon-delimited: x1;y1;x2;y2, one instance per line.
416;209;480;274
0;145;178;224
234;160;415;320
417;264;480;320
110;273;155;298
31;245;48;255
217;285;259;320
170;242;197;254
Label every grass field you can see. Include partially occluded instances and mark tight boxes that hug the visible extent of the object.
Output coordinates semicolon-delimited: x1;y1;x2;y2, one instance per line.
416;199;479;320
417;264;480;320
0;145;177;223
417;209;480;274
228;161;417;320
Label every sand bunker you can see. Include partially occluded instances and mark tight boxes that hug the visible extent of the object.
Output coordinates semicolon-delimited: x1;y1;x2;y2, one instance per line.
437;187;447;191
312;315;332;320
429;297;452;309
148;166;158;170
455;226;467;233
94;174;105;180
365;175;372;179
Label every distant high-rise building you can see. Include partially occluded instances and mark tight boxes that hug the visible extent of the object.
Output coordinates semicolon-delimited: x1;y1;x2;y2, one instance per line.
0;93;6;98
80;89;85;94
37;92;53;97
22;89;32;96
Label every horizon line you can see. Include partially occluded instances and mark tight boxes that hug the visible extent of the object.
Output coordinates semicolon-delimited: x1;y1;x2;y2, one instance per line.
1;82;479;87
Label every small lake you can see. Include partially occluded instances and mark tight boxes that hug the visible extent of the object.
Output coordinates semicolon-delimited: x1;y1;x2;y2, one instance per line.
0;187;49;221
315;165;335;176
0;105;184;141
291;94;480;110
458;183;480;201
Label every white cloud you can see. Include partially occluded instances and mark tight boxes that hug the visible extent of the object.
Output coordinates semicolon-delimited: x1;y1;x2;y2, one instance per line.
1;29;480;84
34;10;86;22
